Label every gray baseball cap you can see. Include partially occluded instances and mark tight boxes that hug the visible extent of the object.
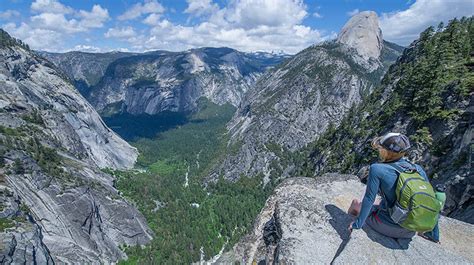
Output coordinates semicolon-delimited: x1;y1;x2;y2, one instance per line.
373;132;411;153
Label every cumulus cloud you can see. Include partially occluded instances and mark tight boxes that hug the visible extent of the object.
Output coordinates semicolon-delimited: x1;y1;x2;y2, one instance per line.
118;0;165;21
0;10;21;20
3;0;329;53
3;0;109;51
143;13;162;26
28;4;109;34
224;0;308;29
184;0;219;17
380;0;474;45
30;13;82;33
105;26;137;39
31;0;73;14
3;22;64;51
347;9;359;17
67;44;102;53
78;5;110;28
123;0;326;54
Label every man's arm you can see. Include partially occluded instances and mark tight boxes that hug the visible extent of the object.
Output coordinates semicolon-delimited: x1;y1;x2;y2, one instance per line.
352;164;380;229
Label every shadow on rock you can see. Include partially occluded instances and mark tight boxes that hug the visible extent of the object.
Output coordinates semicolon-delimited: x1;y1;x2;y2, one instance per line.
325;204;411;253
325;204;353;265
325;204;352;240
362;225;411;250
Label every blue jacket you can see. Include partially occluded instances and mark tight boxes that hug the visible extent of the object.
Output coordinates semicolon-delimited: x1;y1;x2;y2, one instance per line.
352;158;439;240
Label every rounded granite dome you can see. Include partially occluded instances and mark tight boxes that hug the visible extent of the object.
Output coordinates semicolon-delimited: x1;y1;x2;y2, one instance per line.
337;10;383;59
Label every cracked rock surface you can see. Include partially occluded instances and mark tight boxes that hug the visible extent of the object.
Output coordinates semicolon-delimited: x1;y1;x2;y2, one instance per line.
217;176;474;264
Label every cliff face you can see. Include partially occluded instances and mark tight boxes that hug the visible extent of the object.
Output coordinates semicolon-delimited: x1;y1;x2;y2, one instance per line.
45;48;289;116
0;29;151;263
208;12;403;182
337;11;383;60
39;51;133;95
217;176;474;264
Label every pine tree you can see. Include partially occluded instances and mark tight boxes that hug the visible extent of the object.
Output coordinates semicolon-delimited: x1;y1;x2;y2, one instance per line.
13;158;25;174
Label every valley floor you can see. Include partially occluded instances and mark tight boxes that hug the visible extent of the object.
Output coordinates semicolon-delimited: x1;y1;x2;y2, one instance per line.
106;99;273;264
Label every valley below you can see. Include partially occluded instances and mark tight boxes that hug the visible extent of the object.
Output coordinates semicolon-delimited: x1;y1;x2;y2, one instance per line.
106;99;272;263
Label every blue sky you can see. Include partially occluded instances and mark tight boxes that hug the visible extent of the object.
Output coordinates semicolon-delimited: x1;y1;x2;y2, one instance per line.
1;0;472;53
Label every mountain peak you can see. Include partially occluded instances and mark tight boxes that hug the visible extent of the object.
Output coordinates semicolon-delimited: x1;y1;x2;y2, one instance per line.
337;11;383;59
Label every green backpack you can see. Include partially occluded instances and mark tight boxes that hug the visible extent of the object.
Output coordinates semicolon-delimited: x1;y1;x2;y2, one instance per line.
388;164;442;232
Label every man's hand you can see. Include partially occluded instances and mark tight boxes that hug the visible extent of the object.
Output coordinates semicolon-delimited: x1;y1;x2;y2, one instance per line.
348;221;354;233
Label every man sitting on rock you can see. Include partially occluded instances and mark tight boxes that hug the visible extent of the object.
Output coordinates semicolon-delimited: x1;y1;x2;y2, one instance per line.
347;133;440;242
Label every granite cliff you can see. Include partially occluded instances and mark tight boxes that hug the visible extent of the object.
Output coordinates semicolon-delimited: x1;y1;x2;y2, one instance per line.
40;51;134;96
44;48;289;116
0;29;152;264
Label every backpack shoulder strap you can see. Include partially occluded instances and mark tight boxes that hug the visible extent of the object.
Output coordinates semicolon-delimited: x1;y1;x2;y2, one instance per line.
386;160;417;174
385;162;404;175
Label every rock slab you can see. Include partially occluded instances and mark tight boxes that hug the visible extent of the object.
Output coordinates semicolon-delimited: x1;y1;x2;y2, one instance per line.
217;175;474;264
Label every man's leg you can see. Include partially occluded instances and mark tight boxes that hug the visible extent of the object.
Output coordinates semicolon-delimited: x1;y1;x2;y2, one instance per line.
348;199;361;217
366;206;415;239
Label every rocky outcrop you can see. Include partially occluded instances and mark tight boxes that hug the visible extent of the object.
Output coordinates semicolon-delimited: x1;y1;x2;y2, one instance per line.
217;176;474;264
208;12;403;182
1;39;137;169
0;29;151;263
0;182;54;264
84;48;288;115
337;11;383;60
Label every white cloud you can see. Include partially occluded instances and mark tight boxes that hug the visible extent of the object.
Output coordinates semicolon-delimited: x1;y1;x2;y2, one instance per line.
3;22;63;51
4;0;329;53
95;0;326;54
347;9;359;17
121;0;324;54
313;12;322;18
380;0;474;45
78;4;110;28
184;0;219;17
0;10;21;20
143;13;162;26
29;4;109;34
30;13;81;33
3;1;109;51
105;26;137;39
118;0;165;21
31;0;73;14
67;44;102;53
224;0;308;29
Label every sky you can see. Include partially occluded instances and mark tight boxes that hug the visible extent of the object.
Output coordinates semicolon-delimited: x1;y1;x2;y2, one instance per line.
0;0;472;54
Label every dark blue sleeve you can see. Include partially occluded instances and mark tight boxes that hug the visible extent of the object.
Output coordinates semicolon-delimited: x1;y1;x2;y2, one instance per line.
352;164;381;229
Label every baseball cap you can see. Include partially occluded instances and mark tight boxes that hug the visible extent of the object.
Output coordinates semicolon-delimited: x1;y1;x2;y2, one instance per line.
372;132;411;153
